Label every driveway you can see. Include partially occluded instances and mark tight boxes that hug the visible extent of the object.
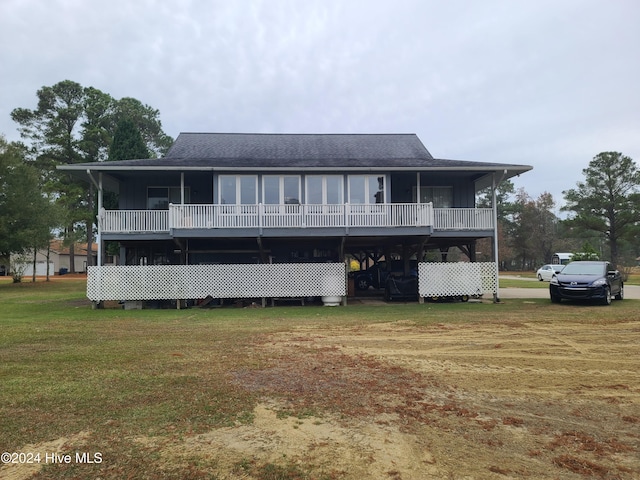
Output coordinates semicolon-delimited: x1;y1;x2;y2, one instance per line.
499;276;640;299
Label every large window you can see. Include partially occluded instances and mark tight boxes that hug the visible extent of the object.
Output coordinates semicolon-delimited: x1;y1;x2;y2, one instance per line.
414;186;453;208
263;175;301;204
306;175;343;204
348;175;384;204
147;187;190;209
219;175;257;204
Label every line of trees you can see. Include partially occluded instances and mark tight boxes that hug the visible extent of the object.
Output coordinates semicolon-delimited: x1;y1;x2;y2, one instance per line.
477;152;640;270
0;80;172;280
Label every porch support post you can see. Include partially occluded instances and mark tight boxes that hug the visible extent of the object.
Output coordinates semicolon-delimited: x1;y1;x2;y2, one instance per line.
492;170;507;303
173;238;186;265
340;237;347;306
402;243;411;276
86;170;104;268
256;237;268;263
417;237;427;304
180;172;185;204
98;173;103;267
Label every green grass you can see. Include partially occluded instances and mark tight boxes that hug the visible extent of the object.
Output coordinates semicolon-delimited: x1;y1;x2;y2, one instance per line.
499;277;548;288
1;277;638;478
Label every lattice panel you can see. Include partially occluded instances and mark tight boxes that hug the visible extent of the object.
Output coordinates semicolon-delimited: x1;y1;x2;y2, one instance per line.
87;263;346;301
418;262;497;297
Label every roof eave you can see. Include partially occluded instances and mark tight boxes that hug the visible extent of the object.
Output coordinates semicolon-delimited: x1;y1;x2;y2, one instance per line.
59;164;532;173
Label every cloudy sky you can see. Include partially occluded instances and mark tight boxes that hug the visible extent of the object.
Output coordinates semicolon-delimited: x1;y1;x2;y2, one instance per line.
1;0;639;209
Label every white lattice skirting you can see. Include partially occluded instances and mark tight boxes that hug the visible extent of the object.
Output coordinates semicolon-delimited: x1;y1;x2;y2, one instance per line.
418;262;497;297
87;263;346;302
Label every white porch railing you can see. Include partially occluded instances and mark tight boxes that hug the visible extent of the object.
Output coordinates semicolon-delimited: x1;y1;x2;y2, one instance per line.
170;204;260;229
168;203;435;230
102;209;169;233
433;208;493;230
100;203;494;233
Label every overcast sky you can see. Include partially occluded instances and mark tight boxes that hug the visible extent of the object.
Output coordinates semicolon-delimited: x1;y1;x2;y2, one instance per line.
1;0;639;209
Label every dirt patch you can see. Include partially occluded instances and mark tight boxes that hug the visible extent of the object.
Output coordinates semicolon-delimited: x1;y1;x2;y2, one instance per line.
132;402;437;479
0;432;91;480
224;319;640;478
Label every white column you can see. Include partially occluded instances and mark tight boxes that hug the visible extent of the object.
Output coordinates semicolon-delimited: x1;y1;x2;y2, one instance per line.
180;172;185;204
491;172;506;303
97;173;103;267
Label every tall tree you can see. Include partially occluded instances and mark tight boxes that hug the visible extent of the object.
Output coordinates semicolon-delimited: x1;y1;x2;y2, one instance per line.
476;179;516;267
476;179;515;221
109;118;150;161
0;137;56;262
11;80;87;272
114;97;173;157
501;189;560;269
530;192;559;265
509;189;536;269
562;152;640;268
11;80;173;271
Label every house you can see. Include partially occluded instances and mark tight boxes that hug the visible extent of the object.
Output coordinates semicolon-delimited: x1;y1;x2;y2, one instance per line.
10;240;98;276
59;133;531;306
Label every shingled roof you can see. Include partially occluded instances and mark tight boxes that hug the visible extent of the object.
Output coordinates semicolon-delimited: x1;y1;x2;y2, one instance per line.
163;133;433;167
58;133;532;175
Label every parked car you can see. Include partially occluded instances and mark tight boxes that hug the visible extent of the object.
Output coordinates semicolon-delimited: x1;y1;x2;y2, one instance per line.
549;261;623;305
536;264;564;281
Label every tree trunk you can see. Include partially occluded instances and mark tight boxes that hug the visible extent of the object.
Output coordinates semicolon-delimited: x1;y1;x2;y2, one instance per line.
610;236;618;269
32;246;37;282
68;224;76;274
46;242;51;282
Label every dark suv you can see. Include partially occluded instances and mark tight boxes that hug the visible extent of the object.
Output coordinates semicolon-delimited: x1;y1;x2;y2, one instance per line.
549;261;623;305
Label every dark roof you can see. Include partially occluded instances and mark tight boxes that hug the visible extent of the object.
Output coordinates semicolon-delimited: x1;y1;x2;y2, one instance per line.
58;133;532;176
166;133;434;164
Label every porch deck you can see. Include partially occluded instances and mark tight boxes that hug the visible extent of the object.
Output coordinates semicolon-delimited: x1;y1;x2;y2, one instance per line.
100;203;494;234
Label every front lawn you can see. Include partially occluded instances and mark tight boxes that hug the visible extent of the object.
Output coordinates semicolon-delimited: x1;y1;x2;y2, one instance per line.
1;278;638;479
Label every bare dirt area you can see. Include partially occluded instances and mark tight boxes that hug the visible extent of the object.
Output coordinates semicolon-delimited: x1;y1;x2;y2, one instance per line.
147;317;639;479
229;318;640;479
3;315;639;479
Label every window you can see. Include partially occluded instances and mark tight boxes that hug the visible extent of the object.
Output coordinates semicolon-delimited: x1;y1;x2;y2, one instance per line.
414;186;452;208
147;187;190;209
348;175;384;204
306;175;343;204
219;175;257;204
263;176;301;204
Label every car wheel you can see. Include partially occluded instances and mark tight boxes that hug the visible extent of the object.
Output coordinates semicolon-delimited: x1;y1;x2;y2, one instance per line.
615;284;624;300
550;293;561;303
538;274;543;281
601;287;611;306
461;295;469;302
356;278;369;290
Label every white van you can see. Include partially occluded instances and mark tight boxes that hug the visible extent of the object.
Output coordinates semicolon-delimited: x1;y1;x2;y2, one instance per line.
552;252;599;265
551;253;573;265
